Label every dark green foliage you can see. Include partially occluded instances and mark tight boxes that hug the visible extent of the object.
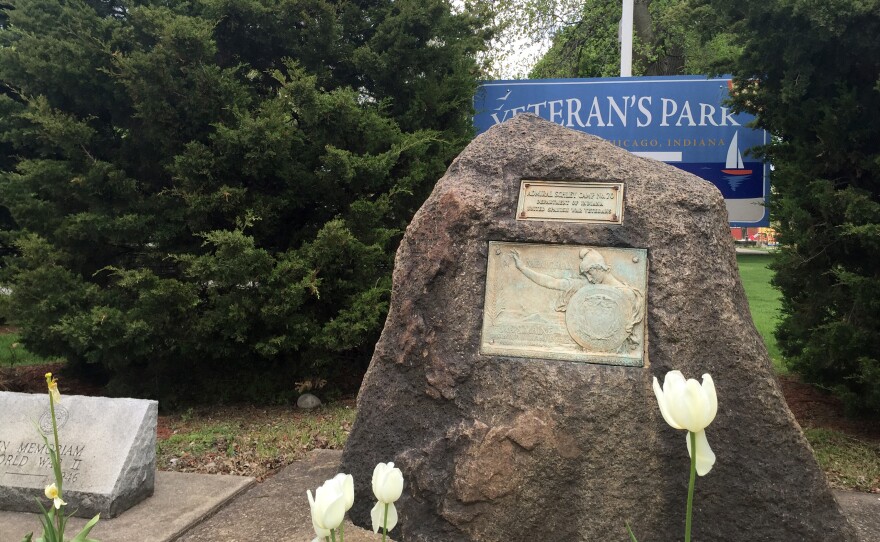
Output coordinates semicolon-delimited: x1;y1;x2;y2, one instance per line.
0;0;489;403
530;0;622;78
531;0;739;78
694;0;880;413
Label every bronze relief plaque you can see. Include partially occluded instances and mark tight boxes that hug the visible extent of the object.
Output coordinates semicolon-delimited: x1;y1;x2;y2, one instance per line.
481;242;648;366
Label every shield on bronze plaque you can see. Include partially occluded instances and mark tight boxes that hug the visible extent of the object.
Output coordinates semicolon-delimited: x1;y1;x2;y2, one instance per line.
565;284;632;352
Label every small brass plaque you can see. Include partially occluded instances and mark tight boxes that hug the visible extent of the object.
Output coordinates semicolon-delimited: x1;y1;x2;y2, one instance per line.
516;180;624;223
481;242;647;366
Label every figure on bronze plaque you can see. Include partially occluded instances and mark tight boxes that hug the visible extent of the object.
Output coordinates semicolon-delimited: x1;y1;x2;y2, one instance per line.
510;248;644;354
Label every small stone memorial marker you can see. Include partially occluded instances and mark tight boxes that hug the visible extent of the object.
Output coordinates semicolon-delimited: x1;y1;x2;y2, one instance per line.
0;391;157;518
341;114;858;541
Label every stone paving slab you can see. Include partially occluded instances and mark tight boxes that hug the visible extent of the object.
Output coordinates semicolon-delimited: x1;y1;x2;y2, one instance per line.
178;449;392;542
834;490;880;542
0;471;254;542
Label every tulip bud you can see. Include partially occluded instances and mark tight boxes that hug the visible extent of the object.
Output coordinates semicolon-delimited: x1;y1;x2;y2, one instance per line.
331;472;355;511
371;462;404;534
372;462;403;504
653;370;718;475
307;475;348;538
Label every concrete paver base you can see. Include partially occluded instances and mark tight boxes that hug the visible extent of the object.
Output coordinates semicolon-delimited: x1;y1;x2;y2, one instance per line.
178;449;391;542
0;471;254;542
834;490;880;542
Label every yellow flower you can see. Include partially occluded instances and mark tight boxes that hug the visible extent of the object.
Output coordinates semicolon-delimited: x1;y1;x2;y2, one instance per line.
44;483;66;509
45;373;61;404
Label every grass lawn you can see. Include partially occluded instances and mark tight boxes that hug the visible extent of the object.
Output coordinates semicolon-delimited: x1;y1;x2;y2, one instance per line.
806;428;880;492
736;253;785;373
0;330;57;367
156;403;356;480
736;253;879;492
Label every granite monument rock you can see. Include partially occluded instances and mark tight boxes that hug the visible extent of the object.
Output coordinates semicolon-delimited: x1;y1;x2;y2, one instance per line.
340;114;857;541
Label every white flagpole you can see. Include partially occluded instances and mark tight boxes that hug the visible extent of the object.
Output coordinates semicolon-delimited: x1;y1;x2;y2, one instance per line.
620;0;634;77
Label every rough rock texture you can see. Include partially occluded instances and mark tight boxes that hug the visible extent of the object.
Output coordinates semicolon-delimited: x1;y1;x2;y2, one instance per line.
340;115;858;541
0;392;157;518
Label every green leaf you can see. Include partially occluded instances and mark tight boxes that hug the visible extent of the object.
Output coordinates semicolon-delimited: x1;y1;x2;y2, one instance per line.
625;522;639;542
70;513;100;542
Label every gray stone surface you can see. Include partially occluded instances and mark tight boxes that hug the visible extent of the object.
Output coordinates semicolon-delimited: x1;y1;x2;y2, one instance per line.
179;449;393;542
297;393;322;409
834;491;880;542
340;114;860;541
0;391;157;518
0;470;254;541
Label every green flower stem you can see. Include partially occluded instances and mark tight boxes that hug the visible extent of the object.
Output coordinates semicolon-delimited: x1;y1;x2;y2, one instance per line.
685;430;697;542
48;393;62;493
382;503;389;542
339;521;344;542
48;391;63;537
331;530;337;542
625;521;639;541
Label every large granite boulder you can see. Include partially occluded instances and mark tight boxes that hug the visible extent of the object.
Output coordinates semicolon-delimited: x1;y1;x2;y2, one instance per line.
340;114;857;541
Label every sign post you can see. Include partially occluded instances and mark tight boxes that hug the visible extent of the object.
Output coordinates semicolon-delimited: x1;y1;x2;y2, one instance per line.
474;76;770;226
620;0;634;77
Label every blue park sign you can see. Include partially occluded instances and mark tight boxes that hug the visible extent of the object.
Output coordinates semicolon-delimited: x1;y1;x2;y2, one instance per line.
474;76;770;226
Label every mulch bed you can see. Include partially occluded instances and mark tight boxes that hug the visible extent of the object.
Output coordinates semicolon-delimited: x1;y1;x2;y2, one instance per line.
777;374;880;442
0;361;104;396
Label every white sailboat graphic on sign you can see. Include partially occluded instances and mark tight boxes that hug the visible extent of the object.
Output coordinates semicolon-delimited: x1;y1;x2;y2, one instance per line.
722;131;752;175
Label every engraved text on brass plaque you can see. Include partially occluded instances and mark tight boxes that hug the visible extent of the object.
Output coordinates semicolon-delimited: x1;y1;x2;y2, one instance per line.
516;180;624;223
481;242;647;366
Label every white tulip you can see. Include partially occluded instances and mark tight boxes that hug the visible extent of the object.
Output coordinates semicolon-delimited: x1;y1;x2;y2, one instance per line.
330;472;355;512
307;475;347;539
653;371;718;475
372;462;403;504
371;462;403;534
